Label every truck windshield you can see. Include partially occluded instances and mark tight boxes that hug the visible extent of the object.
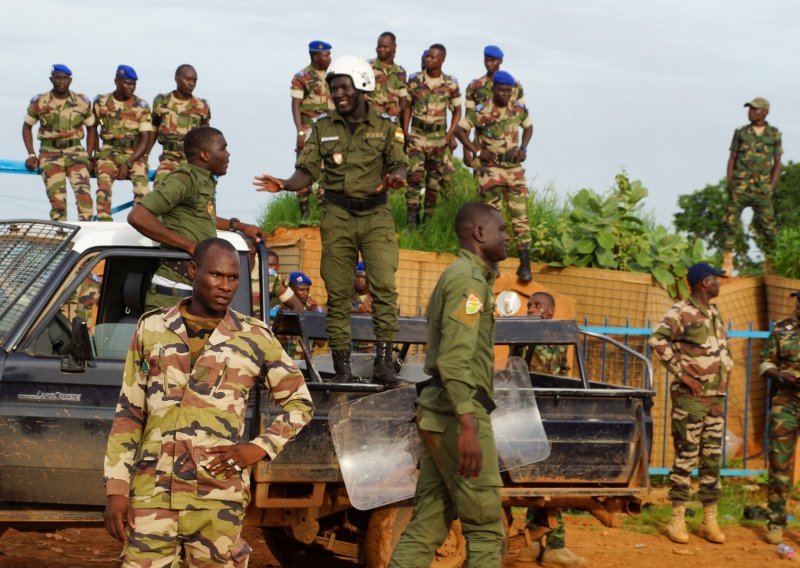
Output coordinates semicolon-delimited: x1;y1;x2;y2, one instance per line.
0;221;77;346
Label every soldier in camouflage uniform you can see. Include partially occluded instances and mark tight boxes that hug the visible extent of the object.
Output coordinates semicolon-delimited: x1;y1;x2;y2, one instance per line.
22;64;95;221
455;70;534;283
367;32;408;118
463;45;525;167
402;44;462;228
255;55;407;387
292;40;334;220
759;291;800;545
91;65;153;221
721;97;782;274
351;261;374;353
148;64;211;187
649;262;733;545
103;238;313;567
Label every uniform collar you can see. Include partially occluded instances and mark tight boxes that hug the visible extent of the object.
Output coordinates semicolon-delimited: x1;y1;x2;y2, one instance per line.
182;162;216;181
458;248;496;281
687;294;715;318
330;101;381;127
163;298;244;344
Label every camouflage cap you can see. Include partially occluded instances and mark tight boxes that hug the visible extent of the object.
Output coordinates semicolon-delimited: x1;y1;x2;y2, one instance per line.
744;97;770;110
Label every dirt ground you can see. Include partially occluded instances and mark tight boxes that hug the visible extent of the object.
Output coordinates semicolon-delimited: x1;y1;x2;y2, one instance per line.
0;516;790;568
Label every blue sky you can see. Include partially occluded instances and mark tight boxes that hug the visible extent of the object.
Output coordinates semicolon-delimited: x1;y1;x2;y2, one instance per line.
1;0;797;229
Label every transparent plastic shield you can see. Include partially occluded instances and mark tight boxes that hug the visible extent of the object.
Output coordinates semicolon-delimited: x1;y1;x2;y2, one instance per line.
493;357;551;471
328;386;420;510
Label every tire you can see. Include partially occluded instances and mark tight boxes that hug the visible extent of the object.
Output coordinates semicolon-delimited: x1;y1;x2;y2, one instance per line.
364;505;466;568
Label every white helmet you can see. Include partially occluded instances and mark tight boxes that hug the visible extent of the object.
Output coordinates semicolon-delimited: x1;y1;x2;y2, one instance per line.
326;55;375;92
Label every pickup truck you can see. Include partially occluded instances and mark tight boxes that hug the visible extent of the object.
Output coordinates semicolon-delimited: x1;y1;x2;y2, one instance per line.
0;220;655;567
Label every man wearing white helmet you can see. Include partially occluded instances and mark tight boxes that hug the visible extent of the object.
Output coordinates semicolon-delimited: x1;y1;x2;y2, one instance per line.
254;55;407;386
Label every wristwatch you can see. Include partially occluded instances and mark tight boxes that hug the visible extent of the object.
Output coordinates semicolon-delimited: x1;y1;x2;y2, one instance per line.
124;160;133;168
475;149;482;158
228;217;240;231
297;130;305;136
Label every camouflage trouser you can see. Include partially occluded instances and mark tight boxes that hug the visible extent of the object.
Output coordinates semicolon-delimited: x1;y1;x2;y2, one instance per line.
154;150;184;188
123;507;250;567
406;132;448;210
38;146;93;221
767;388;800;528
721;179;776;255
669;393;726;504
526;508;565;549
96;147;150;221
477;166;532;250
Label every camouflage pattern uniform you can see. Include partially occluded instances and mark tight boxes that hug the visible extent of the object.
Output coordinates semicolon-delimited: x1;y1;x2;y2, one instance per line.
405;71;461;211
366;58;408;117
25;91;95;220
93;93;153;220
151;91;211;186
464;73;525;112
104;299;313;567
649;296;734;504
295;105;406;351
759;316;800;530
291;64;334;209
528;344;569;376
458;100;533;251
722;123;782;254
390;249;504;567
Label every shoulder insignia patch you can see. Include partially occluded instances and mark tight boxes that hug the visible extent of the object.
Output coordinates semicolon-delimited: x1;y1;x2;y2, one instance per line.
394;127;405;144
30;95;40;103
295;71;306;78
138;100;149;108
475;104;485;113
409;73;418;81
380;112;398;123
465;294;483;315
312;113;328;123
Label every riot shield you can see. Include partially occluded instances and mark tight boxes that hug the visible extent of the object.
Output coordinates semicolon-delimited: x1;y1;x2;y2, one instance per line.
493;357;551;471
328;386;420;511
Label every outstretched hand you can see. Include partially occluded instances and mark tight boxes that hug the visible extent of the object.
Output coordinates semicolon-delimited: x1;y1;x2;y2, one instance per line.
376;172;405;193
253;175;285;193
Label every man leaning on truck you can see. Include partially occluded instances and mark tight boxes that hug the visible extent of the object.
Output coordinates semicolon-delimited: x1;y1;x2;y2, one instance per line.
102;238;313;567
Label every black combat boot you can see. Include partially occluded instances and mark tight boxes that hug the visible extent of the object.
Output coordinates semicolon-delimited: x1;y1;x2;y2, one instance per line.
298;199;311;222
516;247;532;283
373;341;405;387
331;350;353;382
406;206;420;231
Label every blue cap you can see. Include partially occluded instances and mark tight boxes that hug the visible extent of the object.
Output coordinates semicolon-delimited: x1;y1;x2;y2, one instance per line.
493;70;515;86
309;41;332;52
687;262;725;286
116;65;138;81
355;261;366;275
790;291;800;298
484;45;504;59
422;49;429;59
51;64;72;76
289;271;312;286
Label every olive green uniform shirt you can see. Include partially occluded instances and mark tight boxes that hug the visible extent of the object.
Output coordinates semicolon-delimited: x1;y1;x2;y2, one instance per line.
138;163;217;282
420;249;497;416
295;104;407;200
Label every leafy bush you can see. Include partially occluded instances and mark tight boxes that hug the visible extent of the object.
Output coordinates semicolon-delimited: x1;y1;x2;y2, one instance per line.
772;227;800;279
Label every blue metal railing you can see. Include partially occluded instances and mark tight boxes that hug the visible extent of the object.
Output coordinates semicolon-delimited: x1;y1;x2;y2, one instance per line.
579;322;770;478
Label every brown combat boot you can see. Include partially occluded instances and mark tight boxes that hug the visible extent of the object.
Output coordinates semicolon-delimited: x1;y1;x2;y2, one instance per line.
721;251;734;275
508;539;542;567
540;546;588;568
766;525;784;545
665;504;690;544
699;503;726;544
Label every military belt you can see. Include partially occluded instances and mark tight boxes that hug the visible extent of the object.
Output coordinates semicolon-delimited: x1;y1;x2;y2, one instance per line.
104;137;139;149
40;138;81;150
419;374;497;414
160;259;192;280
411;119;446;134
161;141;183;152
152;283;192;298
323;191;387;212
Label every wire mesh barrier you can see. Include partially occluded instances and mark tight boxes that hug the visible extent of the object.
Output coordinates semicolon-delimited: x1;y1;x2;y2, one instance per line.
580;319;771;477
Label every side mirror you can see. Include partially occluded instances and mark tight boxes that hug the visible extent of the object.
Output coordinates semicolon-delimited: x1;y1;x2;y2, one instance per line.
61;317;94;372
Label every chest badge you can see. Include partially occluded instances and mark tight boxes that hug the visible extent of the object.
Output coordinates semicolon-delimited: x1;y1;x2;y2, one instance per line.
332;152;343;165
207;199;214;216
465;294;483;315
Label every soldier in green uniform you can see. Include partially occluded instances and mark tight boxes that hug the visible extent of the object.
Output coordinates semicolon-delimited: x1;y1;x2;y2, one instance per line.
147;64;211;187
255;55;407;386
649;262;734;545
721;97;782;274
513;292;587;568
127;126;264;311
759;291;800;545
463;45;525;167
366;32;408;118
403;44;462;228
91;65;153;220
292;40;335;220
22;64;95;221
456;70;534;282
389;202;508;567
103;237;313;567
